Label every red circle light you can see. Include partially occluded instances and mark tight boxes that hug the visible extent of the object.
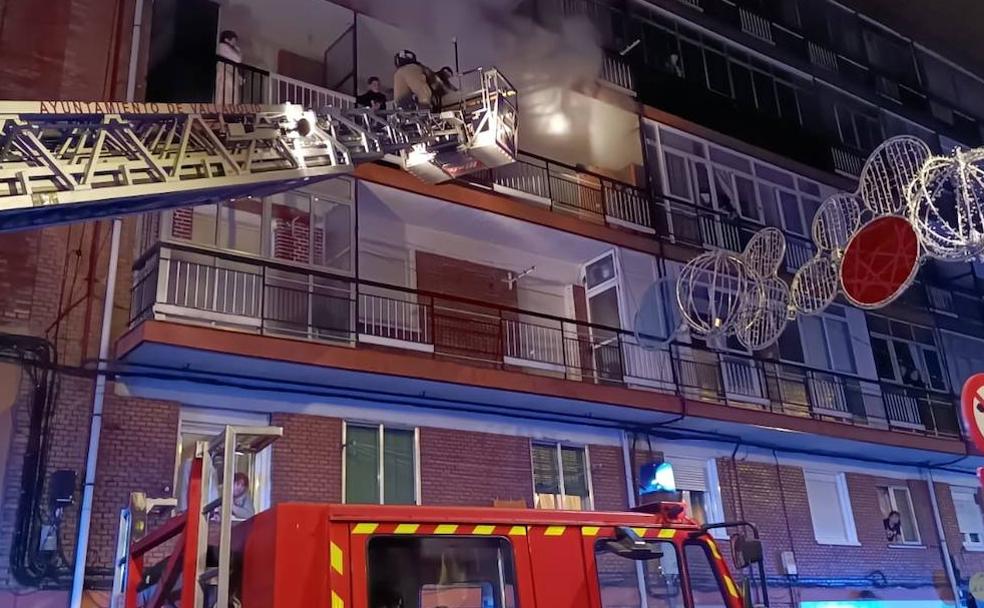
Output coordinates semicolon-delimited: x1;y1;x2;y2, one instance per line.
839;215;920;309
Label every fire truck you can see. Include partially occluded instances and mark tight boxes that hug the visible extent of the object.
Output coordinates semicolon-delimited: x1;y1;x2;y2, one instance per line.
109;426;769;608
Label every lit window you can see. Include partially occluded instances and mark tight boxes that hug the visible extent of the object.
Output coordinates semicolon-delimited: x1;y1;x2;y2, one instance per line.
877;485;921;545
950;487;984;549
532;443;592;510
803;471;858;545
344;423;417;505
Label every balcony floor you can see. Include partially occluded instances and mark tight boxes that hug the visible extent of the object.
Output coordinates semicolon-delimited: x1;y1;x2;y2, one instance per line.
116;319;976;469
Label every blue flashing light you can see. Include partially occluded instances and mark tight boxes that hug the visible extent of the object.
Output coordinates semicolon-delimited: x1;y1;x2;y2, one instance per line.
639;461;676;495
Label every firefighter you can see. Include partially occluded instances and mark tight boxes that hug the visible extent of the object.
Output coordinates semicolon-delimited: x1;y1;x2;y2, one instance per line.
393;50;433;110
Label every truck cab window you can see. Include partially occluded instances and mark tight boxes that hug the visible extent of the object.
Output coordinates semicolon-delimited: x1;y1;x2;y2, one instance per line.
367;536;518;608
594;539;684;608
684;543;730;608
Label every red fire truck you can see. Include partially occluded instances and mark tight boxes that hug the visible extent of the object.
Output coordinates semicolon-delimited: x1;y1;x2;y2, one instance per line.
110;427;768;608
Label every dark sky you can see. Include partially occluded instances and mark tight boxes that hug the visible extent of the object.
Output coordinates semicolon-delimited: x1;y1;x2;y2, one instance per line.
842;0;984;78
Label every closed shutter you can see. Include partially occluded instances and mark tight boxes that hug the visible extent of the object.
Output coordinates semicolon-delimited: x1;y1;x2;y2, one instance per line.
803;471;854;544
952;488;984;539
664;455;706;491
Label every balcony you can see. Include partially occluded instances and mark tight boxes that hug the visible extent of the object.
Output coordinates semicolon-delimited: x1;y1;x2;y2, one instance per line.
130;241;961;440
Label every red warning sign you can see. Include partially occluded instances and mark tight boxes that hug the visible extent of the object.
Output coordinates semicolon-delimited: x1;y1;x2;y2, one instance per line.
961;373;984;452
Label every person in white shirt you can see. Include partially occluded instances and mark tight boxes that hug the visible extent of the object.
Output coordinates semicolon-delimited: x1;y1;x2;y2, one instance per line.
230;472;255;520
215;30;243;104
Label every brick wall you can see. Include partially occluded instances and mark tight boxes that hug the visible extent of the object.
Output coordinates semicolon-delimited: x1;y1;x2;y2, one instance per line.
419;427;532;507
588;444;628;511
717;458;953;603
270;413;342;504
936;482;984;582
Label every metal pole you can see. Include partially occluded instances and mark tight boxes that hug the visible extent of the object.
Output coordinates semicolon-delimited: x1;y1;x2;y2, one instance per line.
69;217;123;608
926;469;962;606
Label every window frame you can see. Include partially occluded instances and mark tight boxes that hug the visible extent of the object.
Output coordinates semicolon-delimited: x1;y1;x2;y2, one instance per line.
951;487;984;550
342;421;421;506
803;470;859;546
868;317;948;392
878;485;922;546
173;408;273;517
531;442;595;511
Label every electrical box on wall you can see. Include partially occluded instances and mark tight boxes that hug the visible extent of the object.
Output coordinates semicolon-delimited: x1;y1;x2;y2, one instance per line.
780;550;797;576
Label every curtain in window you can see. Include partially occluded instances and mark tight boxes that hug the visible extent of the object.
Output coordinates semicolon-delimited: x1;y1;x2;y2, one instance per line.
345;426;380;504
532;444;561;509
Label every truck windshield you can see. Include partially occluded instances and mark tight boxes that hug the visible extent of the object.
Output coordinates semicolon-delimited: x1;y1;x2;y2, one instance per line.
594;539;731;608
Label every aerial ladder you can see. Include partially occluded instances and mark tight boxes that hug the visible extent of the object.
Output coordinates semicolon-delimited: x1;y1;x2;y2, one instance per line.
0;69;518;233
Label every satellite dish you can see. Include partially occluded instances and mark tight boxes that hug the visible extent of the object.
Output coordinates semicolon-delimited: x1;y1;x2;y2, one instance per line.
633;276;681;351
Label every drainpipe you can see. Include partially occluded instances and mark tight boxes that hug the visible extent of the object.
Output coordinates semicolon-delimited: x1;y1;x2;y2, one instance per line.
69;3;143;605
926;469;961;607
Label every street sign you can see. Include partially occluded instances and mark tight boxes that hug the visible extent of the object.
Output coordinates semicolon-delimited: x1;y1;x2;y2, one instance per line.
960;373;984;453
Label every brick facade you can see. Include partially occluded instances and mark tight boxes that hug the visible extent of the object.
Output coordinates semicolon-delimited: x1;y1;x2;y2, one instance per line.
270;413;342;504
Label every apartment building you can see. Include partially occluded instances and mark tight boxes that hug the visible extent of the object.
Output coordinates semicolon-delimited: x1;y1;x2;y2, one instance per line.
1;0;984;607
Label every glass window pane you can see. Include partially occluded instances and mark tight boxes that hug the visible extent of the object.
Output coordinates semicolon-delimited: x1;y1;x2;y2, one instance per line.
684;544;729;608
586;254;617;288
705;50;731;97
533;443;560;496
892;488;920;543
561;446;590;510
922;349;947;391
383;428;416;505
871;337;897;381
217;198;263;255
778;190;804;235
680;39;705;86
369;536;518;608
730;62;756;108
736;176;760;222
800;315;829;369
270;192;312;263
589;287;622;329
775;81;800;124
778;321;804;363
595;540;684;608
694;161;713;208
346;425;380;504
892;341;921;386
825;319;856;374
713;169;738;216
752;71;778;117
311;197;352;272
663;152;692;201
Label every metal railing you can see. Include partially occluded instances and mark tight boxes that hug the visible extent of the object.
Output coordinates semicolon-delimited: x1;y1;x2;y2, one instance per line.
267;72;356;109
214;56;269;105
131;242;962;440
601;52;635;94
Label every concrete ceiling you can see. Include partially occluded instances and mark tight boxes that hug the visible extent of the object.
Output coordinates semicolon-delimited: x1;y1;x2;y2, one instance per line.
841;0;984;78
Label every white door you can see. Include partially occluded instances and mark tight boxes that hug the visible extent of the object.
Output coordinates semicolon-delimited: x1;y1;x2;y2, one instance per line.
582;250;629;382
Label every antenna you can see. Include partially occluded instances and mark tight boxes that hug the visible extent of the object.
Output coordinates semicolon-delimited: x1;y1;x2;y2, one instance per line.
502;265;536;290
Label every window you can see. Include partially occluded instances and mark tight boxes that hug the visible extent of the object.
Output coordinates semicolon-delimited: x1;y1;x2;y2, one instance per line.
803;471;858;545
344;423;418;505
869;318;948;391
368;536;518;608
835;105;883;152
877;486;921;545
174;408;272;519
950;487;984;549
660;456;726;536
684;543;730;608
594;539;684;608
532;443;592;510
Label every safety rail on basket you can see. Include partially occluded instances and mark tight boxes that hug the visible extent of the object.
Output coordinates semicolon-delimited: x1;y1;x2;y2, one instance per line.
109;425;281;608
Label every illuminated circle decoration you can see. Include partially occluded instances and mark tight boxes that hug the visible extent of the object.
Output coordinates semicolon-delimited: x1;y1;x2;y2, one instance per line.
839;215;921;309
676;250;756;338
907;148;984;262
859;136;932;216
960;373;984;453
789;255;838;315
742;227;786;279
736;276;790;351
812;193;863;258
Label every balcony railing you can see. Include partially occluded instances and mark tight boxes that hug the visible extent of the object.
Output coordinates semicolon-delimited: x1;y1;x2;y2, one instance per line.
131;242;962;440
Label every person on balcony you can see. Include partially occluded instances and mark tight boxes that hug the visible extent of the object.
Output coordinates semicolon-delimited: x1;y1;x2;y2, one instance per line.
393;50;433;110
430;66;459;112
356;76;388;111
215;30;243;105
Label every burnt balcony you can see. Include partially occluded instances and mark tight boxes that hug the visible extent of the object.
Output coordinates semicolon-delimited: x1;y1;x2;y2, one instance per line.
130;241;961;440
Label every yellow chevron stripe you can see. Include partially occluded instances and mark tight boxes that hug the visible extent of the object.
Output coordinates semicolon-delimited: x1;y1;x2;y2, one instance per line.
724;575;739;598
708;540;723;560
657;528;676;539
508;526;527;536
330;542;343;575
632;527;648;538
352;523;378;535
332;590;344;608
394;524;420;534
434;524;459;535
472;525;496;535
544;526;566;536
581;526;601;537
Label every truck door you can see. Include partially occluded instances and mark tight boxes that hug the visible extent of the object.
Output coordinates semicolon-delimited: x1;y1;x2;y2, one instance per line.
346;521;535;608
527;524;592;608
582;526;689;608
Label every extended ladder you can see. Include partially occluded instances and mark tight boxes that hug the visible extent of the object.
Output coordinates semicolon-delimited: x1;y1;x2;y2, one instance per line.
0;69;517;233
